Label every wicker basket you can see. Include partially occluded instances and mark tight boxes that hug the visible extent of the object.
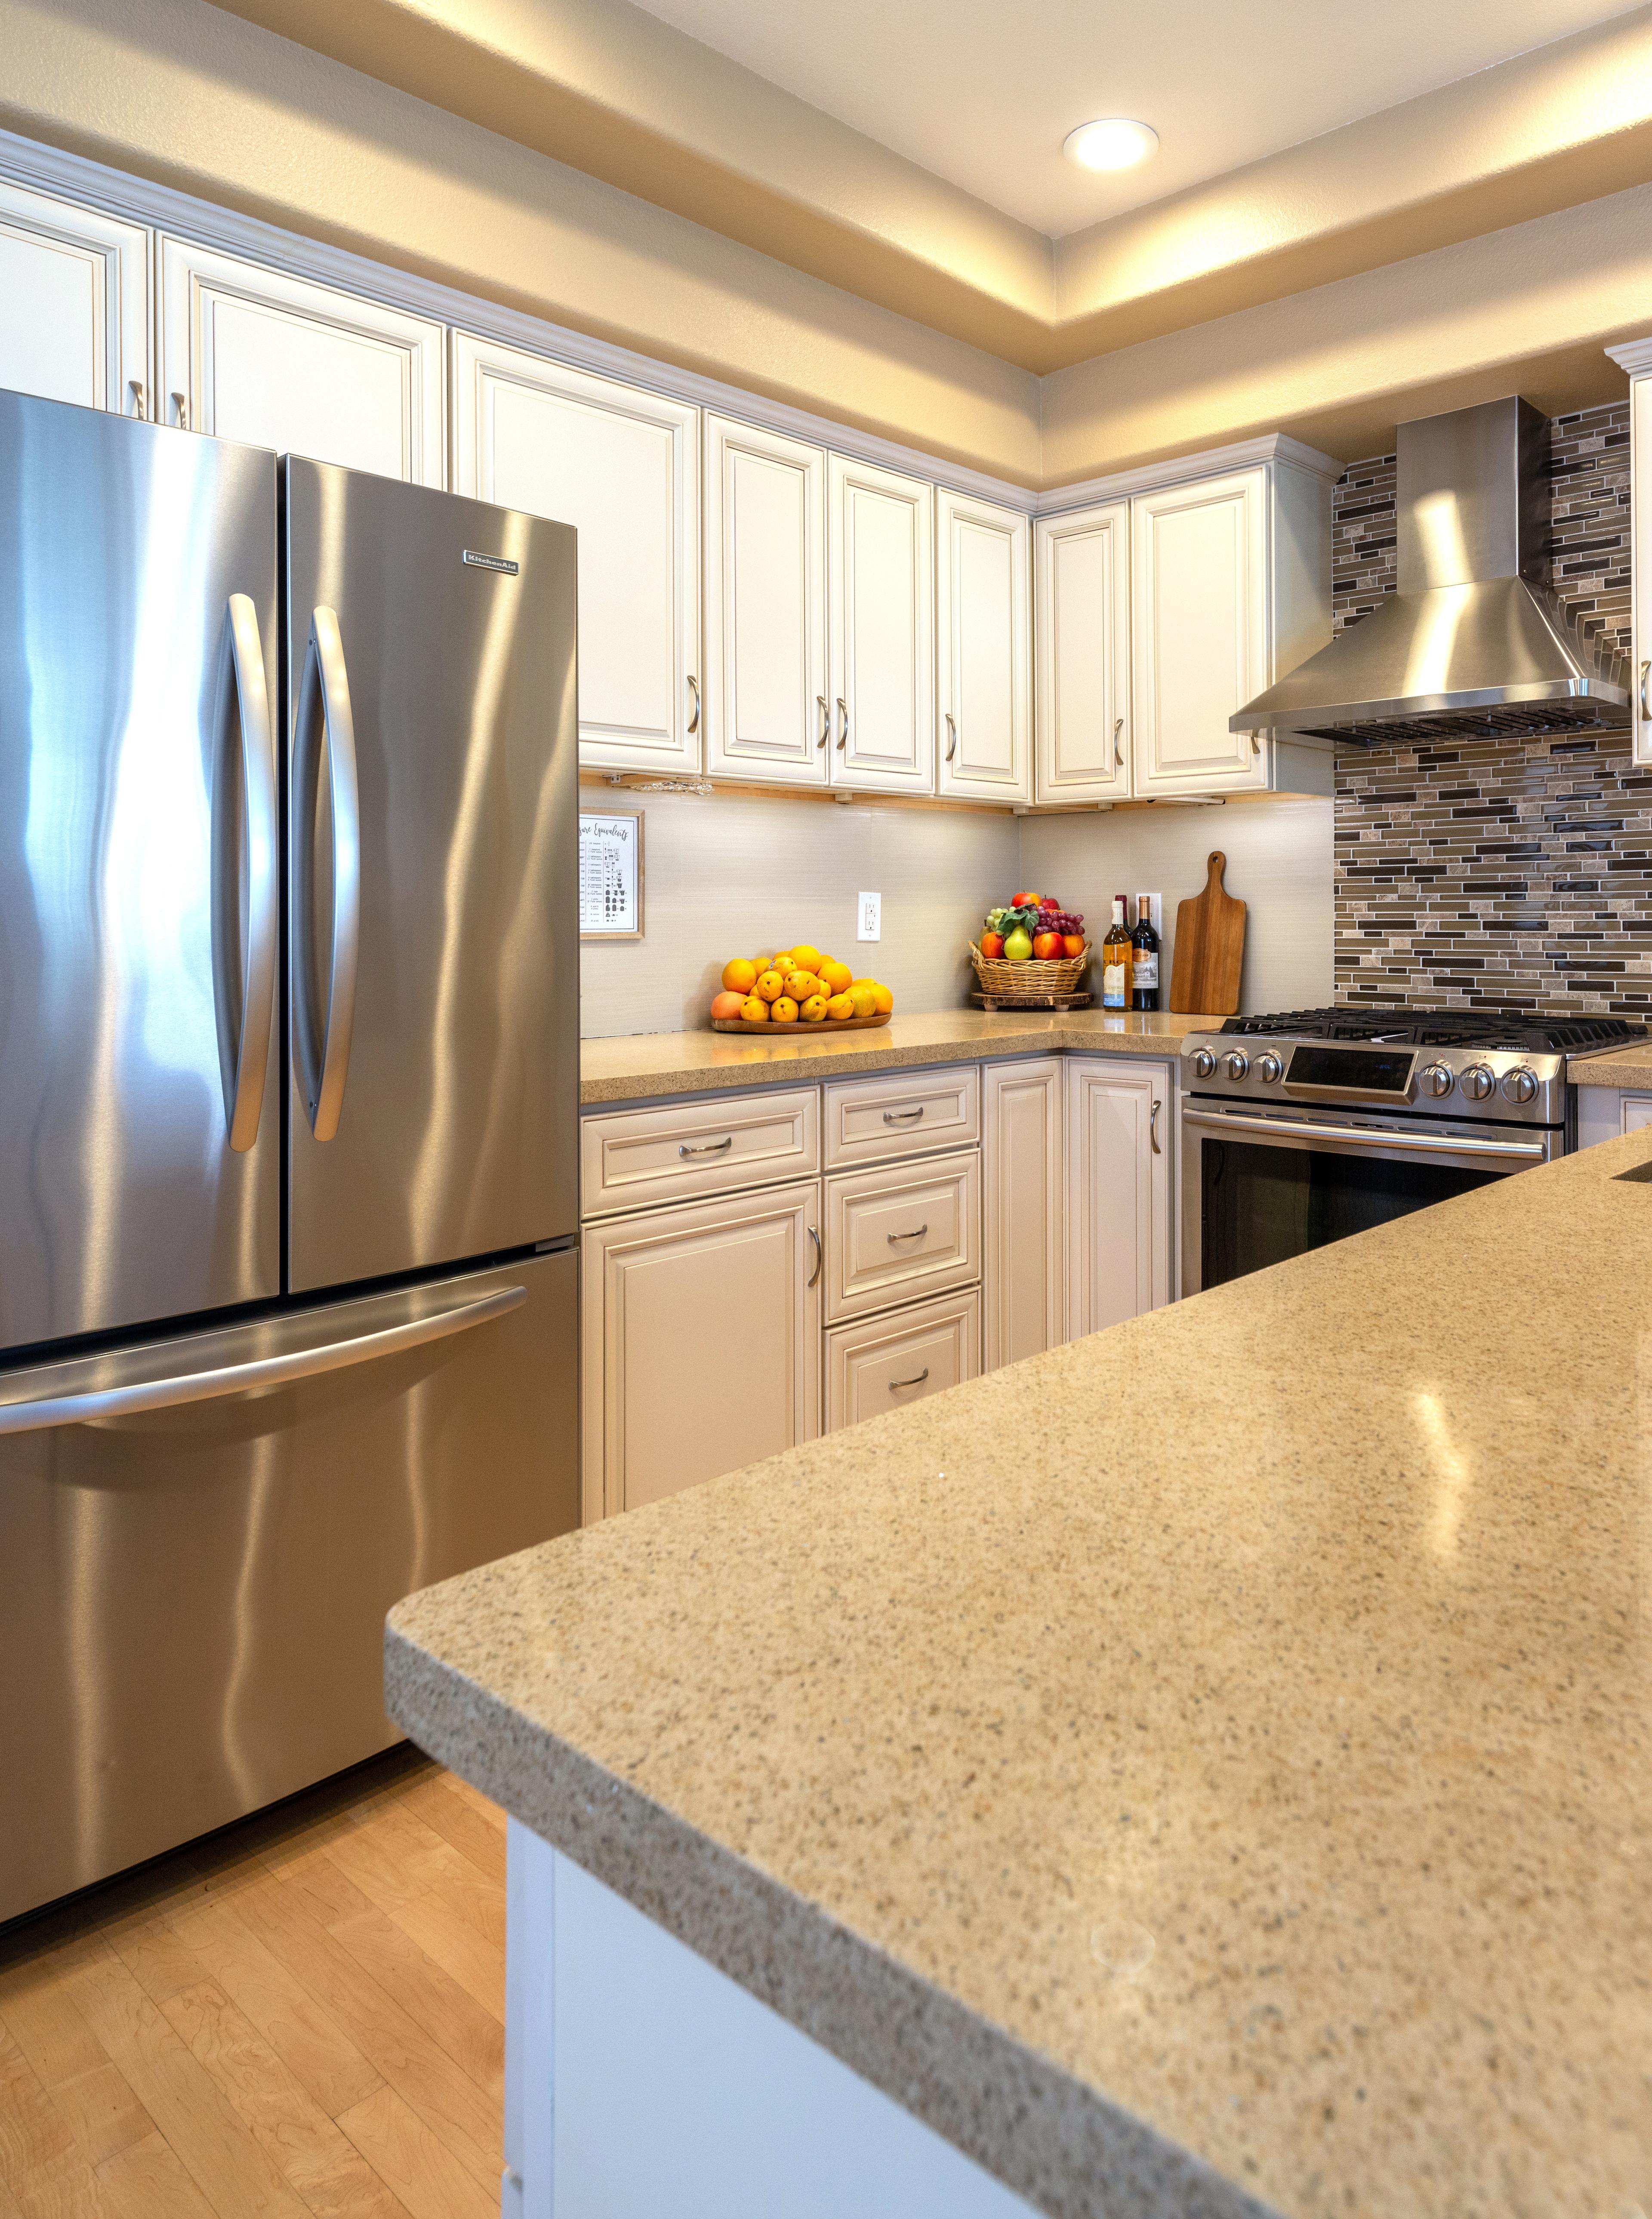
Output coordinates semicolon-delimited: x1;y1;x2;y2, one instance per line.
968;940;1091;995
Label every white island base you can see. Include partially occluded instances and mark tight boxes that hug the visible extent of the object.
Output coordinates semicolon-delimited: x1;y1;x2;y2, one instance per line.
502;1819;1039;2219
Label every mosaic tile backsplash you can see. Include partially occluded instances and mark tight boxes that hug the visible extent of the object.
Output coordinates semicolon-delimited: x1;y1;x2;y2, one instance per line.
1332;401;1649;1014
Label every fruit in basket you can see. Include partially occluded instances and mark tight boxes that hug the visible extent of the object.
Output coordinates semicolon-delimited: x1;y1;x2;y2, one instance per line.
789;971;823;1002
1003;925;1033;961
1063;933;1085;958
846;986;876;1017
710;990;747;1019
722;958;758;995
819;958;852;994
1033;930;1063;960
801;994;829;1022
771;995;799;1023
1011;891;1040;907
755;968;786;1002
740;994;768;1021
825;991;854;1019
980;931;1004;958
790;943;823;971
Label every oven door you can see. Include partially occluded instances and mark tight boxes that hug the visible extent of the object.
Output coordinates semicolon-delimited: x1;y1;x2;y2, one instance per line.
1180;1101;1555;1296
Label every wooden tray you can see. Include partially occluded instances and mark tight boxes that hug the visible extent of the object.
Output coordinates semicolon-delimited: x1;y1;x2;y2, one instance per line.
711;1011;891;1033
971;991;1093;1012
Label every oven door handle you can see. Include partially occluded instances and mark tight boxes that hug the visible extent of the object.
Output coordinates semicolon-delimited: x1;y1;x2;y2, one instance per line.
1181;1107;1547;1162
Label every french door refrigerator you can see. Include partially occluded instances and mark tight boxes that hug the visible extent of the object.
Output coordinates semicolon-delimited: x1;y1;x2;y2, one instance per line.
0;391;579;1924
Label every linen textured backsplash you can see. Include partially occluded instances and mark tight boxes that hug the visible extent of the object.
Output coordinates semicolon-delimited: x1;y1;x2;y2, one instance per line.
1334;400;1647;1013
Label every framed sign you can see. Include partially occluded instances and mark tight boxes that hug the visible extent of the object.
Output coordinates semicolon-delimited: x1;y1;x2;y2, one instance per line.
579;810;644;939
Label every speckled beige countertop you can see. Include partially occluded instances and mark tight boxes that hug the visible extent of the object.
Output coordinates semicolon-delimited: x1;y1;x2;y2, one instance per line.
580;1008;1218;1104
1569;1040;1652;1089
386;1127;1652;2219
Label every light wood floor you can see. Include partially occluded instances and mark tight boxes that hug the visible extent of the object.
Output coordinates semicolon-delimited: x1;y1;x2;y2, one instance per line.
0;1747;506;2219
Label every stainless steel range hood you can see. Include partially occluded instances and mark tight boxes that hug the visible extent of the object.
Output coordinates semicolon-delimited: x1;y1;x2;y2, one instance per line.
1232;395;1630;748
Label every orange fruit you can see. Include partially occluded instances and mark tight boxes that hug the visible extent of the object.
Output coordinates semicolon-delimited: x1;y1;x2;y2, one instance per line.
751;955;773;974
788;971;823;1002
721;958;758;995
869;983;893;1014
772;951;797;973
771;995;799;1023
824;992;854;1020
710;990;746;1020
800;994;829;1022
818;959;852;995
740;995;768;1022
754;969;786;1003
789;943;823;972
847;986;876;1018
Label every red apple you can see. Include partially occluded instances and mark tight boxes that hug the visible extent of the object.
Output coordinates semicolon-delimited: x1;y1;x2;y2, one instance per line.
1010;891;1040;908
1033;931;1063;961
1063;934;1085;958
980;931;1005;958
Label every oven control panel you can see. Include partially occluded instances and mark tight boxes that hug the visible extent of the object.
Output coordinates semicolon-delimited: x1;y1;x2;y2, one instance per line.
1180;1037;1566;1125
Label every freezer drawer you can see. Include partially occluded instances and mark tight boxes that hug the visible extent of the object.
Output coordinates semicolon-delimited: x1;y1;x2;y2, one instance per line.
0;1250;576;1924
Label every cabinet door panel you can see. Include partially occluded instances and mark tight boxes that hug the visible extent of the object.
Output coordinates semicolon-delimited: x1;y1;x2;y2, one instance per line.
159;237;445;483
824;1150;978;1321
1035;503;1130;802
937;491;1029;800
829;454;933;792
704;415;828;783
826;1287;980;1432
454;336;699;773
0;177;149;415
1065;1060;1170;1337
1131;469;1266;793
982;1058;1064;1368
581;1180;821;1521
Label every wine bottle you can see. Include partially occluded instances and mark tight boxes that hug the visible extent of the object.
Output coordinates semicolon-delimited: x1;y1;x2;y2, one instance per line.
1130;894;1159;1012
1101;897;1131;1011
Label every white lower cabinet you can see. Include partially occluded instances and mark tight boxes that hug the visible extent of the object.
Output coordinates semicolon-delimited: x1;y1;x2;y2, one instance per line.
823;1149;980;1322
826;1287;980;1432
982;1058;1065;1370
580;1179;821;1522
1064;1058;1172;1335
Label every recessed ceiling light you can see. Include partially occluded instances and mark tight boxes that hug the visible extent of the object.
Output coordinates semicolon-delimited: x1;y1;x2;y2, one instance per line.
1063;118;1159;172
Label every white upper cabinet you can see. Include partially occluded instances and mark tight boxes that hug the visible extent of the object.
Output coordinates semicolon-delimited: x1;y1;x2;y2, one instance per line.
704;414;829;784
936;490;1029;802
453;335;700;774
0;176;149;416
829;453;934;794
158;237;445;483
1034;501;1130;803
1131;467;1268;795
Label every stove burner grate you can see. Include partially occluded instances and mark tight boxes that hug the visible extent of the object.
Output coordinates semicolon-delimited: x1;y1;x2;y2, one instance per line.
1217;1007;1647;1054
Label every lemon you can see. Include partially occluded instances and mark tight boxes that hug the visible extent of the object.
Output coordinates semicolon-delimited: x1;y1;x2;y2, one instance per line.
847;986;876;1018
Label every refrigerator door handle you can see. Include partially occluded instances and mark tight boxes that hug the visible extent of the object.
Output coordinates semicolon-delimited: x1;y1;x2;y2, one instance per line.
0;1283;525;1438
293;606;362;1143
213;594;279;1153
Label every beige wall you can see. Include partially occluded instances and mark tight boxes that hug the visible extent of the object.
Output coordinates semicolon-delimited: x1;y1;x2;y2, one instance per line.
0;0;1042;482
1018;799;1335;1016
579;793;1019;1038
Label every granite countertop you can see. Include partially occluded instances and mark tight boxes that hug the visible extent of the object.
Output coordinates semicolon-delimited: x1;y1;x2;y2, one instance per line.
385;1128;1652;2219
1569;1040;1652;1089
580;1008;1218;1104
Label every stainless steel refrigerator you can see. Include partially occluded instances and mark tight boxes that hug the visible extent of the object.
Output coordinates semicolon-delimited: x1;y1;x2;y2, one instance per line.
0;391;579;1924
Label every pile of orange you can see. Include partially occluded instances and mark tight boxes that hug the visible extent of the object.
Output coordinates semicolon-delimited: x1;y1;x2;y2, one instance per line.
709;943;894;1025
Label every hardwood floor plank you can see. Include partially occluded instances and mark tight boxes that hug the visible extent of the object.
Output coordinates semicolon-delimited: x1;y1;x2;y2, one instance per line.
104;1911;212;2012
344;1800;505;1948
96;2129;224;2219
392;1778;504;1892
335;2087;495;2219
63;1941;312;2219
429;1777;504;1839
0;2019;119;2219
203;1865;499;2188
43;2062;154;2171
311;1826;503;2025
161;1979;413;2219
162;1883;383;2119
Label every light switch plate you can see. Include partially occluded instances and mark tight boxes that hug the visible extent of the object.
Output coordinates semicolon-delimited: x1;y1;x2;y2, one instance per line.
857;892;881;942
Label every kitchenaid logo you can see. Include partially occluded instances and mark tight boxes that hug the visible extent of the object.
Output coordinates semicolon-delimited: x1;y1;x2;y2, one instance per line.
462;549;519;575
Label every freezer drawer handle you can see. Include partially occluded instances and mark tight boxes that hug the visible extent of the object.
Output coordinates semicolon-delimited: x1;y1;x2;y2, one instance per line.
212;594;278;1153
293;606;362;1143
0;1285;526;1439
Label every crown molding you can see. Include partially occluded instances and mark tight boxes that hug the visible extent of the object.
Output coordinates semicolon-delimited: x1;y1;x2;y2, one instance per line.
1605;334;1652;376
1034;432;1343;516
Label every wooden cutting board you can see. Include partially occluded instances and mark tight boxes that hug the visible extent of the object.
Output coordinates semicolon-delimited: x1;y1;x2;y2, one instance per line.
1169;851;1246;1014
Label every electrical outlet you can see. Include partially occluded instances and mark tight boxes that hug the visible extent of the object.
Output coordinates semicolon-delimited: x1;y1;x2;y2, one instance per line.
857;891;881;942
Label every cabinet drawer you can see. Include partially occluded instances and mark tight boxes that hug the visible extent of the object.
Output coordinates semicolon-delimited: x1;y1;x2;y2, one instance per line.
582;1088;819;1216
823;1064;979;1167
823;1149;980;1321
826;1287;980;1432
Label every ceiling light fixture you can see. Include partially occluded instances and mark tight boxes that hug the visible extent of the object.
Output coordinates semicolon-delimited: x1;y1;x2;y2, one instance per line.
1063;118;1159;172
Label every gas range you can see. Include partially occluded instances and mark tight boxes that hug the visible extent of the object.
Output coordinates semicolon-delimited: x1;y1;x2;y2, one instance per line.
1180;1005;1647;1128
1178;1006;1647;1296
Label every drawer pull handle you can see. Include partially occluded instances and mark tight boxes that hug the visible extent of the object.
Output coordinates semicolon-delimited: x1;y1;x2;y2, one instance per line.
886;1223;928;1245
679;1136;734;1157
889;1366;930;1390
806;1224;822;1288
883;1106;924;1123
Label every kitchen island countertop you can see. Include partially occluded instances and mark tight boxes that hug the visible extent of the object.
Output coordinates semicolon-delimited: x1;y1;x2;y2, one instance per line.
579;1007;1218;1104
385;1121;1652;2219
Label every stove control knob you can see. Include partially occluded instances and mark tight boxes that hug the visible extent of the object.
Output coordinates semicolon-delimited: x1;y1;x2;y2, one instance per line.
1224;1050;1250;1081
1501;1065;1538;1105
1257;1051;1283;1083
1459;1063;1495;1101
1419;1062;1455;1098
1192;1048;1217;1079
